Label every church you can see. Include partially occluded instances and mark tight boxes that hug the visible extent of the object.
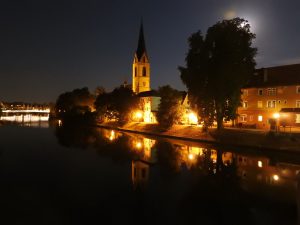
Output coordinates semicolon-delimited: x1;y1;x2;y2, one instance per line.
131;22;160;123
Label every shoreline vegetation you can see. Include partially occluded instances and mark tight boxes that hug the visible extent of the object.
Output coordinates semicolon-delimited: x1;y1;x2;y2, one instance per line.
97;122;300;153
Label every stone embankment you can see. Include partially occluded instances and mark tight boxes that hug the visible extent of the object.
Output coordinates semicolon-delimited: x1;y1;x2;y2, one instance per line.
98;122;300;152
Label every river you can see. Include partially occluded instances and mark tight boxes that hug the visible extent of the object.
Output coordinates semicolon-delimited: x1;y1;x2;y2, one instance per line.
0;123;299;225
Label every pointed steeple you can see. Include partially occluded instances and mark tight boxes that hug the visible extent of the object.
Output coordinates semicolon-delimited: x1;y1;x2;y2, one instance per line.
136;21;148;61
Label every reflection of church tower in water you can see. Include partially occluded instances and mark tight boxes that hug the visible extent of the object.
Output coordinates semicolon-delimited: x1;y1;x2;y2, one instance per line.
131;160;150;189
132;22;150;94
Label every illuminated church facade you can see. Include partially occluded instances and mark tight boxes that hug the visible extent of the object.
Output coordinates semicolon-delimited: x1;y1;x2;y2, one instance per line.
132;23;160;123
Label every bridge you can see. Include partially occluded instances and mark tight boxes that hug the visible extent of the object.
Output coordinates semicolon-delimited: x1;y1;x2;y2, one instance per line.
0;109;50;122
2;109;50;113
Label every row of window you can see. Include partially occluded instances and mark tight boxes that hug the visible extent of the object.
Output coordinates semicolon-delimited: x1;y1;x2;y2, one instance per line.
240;114;300;123
242;100;300;108
134;67;147;77
243;86;300;96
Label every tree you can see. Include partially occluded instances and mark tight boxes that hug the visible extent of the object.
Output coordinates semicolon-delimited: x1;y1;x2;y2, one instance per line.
157;85;184;130
55;87;96;122
179;18;257;130
95;85;139;124
94;86;105;97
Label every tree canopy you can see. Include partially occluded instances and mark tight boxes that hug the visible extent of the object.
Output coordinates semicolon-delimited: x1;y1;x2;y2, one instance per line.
179;18;257;129
94;85;139;124
55;87;95;122
157;85;184;130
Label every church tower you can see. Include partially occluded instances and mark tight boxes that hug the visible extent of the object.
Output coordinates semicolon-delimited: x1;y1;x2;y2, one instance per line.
132;22;150;94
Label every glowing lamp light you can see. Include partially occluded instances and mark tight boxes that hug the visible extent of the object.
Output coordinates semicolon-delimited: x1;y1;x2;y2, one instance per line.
188;153;194;160
273;174;279;181
258;115;263;122
135;111;143;119
136;142;142;149
273;113;280;119
188;112;198;124
257;161;262;168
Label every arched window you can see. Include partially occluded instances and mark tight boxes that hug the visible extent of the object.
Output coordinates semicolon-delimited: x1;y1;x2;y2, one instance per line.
142;67;146;76
134;67;137;77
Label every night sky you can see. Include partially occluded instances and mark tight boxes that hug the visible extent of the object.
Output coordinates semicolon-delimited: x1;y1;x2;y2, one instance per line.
1;0;300;103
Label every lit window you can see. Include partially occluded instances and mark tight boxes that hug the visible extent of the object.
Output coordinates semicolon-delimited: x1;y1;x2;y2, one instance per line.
243;101;248;108
296;114;300;124
267;100;276;108
267;88;277;96
258;89;263;96
296;100;300;108
257;101;263;108
258;115;263;122
240;114;247;122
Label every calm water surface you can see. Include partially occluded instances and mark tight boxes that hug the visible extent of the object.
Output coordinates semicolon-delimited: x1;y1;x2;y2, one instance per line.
0;123;300;225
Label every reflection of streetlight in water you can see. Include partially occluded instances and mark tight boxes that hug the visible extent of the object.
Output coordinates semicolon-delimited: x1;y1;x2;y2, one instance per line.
109;130;115;141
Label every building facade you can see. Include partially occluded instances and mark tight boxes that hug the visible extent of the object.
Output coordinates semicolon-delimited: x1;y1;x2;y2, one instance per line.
238;64;300;128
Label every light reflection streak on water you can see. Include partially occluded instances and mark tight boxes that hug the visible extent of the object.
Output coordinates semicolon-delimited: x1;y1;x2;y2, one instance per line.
98;128;300;203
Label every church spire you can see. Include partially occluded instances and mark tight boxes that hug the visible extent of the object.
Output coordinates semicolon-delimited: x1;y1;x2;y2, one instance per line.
132;20;150;94
136;21;147;61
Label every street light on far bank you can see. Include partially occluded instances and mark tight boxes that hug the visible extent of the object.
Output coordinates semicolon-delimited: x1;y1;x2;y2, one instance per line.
273;113;280;119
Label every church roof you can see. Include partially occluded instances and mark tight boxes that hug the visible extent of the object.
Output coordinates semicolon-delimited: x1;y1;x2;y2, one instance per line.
135;22;148;61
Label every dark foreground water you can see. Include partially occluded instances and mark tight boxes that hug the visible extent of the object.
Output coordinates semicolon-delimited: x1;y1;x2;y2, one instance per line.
0;123;300;225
